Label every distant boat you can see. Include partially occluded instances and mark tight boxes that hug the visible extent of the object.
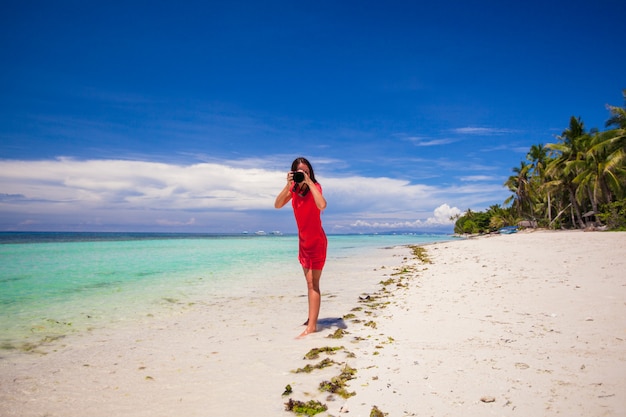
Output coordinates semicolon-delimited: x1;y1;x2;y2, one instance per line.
498;226;518;234
254;231;267;235
270;231;283;235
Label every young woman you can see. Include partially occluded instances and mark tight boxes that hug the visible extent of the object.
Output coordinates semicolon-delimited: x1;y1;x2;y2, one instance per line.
274;157;327;337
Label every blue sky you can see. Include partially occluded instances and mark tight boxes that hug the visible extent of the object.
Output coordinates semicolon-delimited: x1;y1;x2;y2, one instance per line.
1;1;624;233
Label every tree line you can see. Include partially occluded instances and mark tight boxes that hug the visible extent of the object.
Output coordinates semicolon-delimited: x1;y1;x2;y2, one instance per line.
455;89;626;234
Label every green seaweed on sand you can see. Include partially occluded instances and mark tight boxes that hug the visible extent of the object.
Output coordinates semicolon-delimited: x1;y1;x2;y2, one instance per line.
318;364;357;399
370;405;388;416
343;313;357;320
362;298;390;310
45;318;73;327
0;342;16;351
282;384;293;396
364;320;377;329
358;294;379;303
391;267;412;276
319;379;355;399
379;277;396;286
408;245;432;264
339;363;357;380
327;328;348;339
304;346;344;360
6;334;67;354
293;358;336;373
284;399;327;415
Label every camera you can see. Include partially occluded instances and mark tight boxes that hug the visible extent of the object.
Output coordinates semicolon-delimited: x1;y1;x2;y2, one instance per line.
292;171;305;183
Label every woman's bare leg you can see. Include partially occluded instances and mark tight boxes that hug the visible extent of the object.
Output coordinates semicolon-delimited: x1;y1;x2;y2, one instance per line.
299;267;322;337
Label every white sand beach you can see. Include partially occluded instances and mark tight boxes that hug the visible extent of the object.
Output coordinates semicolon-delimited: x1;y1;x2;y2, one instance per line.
340;230;626;417
1;230;624;416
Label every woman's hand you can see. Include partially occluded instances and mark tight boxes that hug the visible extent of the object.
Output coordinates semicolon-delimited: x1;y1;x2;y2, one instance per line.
301;171;314;187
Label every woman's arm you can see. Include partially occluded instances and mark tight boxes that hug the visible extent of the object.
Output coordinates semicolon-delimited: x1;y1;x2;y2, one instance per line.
274;176;293;209
306;179;327;211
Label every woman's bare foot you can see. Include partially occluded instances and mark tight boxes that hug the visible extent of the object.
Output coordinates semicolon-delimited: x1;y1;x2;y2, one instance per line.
297;326;317;339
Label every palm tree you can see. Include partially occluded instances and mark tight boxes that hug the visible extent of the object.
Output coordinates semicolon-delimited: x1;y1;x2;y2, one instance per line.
501;90;626;230
486;204;516;229
526;143;551;223
571;130;607;217
504;161;532;219
606;89;626;130
454;208;477;234
600;89;626;199
580;129;626;207
574;92;626;214
547;116;588;228
527;144;549;177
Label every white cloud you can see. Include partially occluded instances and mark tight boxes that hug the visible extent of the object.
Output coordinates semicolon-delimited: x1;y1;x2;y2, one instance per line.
0;157;282;211
156;218;197;226
0;158;505;231
453;127;518;135
459;175;495;182
349;203;461;231
431;203;462;222
404;137;457;146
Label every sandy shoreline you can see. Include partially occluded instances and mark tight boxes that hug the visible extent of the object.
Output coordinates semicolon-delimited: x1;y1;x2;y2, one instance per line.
1;230;624;416
340;230;626;416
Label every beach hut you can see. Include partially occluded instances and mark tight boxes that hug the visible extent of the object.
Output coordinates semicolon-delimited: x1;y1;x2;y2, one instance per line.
582;210;598;227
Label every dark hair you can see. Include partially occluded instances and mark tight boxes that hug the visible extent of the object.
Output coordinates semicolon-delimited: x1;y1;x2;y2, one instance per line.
291;157;318;184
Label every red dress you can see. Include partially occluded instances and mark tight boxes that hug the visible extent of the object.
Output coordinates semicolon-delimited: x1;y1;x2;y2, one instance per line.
291;183;327;270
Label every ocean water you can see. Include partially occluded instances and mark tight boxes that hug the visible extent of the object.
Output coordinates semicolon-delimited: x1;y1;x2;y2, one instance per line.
0;232;454;351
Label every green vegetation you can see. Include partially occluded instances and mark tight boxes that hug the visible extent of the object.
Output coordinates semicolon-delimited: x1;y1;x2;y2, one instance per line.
370;405;388;417
364;320;377;329
303;346;344;360
408;245;432;263
318;364;357;399
454;90;626;233
1;334;67;354
293;358;337;373
379;277;396;285
286;358;357;414
326;328;348;339
597;199;626;230
284;399;328;415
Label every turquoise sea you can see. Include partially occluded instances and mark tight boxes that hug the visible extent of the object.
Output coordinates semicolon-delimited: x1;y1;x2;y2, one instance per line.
0;232;454;351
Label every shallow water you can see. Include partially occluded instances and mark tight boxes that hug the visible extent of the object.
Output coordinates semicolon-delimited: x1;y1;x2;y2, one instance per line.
0;232;453;349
